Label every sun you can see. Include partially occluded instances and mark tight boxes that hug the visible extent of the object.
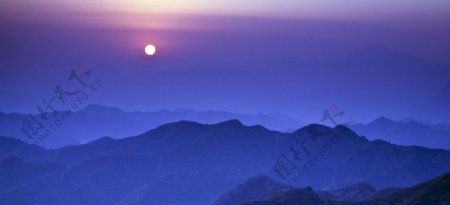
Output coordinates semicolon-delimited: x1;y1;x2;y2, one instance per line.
145;44;156;55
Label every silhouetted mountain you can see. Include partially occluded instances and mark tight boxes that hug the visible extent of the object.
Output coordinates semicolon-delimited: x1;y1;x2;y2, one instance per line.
0;136;50;162
364;188;402;201
316;183;376;202
0;105;303;148
361;172;450;205
241;187;331;205
213;176;292;205
215;176;376;205
349;117;450;150
238;172;450;205
1;121;450;205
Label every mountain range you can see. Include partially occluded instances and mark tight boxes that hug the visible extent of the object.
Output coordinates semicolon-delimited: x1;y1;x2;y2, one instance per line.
0;120;450;204
0;105;303;148
2;104;450;151
219;172;450;205
349;117;450;150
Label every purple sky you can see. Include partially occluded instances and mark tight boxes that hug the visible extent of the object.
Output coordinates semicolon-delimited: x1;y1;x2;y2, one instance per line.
1;1;450;123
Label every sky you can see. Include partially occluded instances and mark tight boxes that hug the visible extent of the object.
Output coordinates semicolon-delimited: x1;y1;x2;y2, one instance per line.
3;0;450;17
1;0;450;123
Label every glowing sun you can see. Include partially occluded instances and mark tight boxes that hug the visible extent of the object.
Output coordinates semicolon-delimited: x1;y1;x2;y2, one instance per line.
145;44;156;55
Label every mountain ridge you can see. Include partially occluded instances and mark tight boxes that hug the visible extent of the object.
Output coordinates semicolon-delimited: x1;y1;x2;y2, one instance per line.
229;172;450;205
0;105;304;148
1;120;450;204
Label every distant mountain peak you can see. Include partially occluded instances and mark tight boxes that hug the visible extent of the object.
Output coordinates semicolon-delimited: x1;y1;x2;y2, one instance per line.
144;120;248;138
293;124;332;135
372;116;394;124
334;124;359;135
214;119;244;127
79;104;125;114
368;116;442;130
400;117;431;125
159;120;203;128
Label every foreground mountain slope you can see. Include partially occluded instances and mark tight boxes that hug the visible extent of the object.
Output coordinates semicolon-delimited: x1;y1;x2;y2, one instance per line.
316;183;376;202
241;188;332;205
213;176;292;205
362;172;450;205
236;173;450;205
214;176;373;205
